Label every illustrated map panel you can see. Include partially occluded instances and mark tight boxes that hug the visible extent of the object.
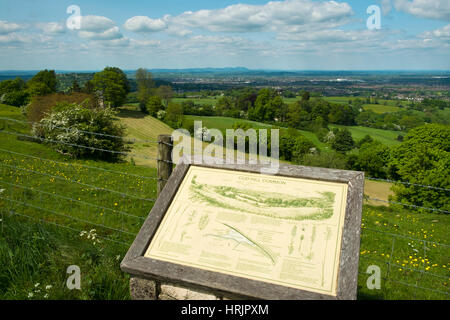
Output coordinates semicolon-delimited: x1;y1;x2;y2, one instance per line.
145;166;349;296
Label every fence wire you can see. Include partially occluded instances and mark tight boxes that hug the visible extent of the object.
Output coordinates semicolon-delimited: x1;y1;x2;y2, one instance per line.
1;115;448;300
0;116;169;146
4;209;130;247
359;227;449;298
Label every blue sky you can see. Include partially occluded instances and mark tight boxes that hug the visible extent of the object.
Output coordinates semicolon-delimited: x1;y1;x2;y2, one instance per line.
0;0;449;70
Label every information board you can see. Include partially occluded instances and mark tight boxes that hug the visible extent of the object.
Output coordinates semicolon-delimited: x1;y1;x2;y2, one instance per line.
145;166;348;296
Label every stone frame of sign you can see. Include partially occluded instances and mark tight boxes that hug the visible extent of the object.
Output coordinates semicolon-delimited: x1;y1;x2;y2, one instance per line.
120;159;364;300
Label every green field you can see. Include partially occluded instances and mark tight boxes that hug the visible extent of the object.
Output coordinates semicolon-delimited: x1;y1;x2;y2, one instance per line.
363;104;401;113
0;104;448;300
0;104;156;299
118;106;173;167
329;124;402;146
185;115;401;148
173;97;218;106
282;96;406;114
172;95;409;116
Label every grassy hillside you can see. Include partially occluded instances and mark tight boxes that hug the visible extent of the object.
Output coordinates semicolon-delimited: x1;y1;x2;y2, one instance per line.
173;97;218;106
185;115;401;148
329;125;402;146
363;104;401;113
116;106;173;167
0;104;159;299
0;104;448;300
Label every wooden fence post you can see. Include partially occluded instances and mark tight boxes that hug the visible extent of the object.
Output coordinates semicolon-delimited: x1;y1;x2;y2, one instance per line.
157;134;173;196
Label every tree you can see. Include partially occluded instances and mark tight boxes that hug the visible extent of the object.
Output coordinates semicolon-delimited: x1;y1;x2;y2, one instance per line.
0;77;28;106
356;134;374;148
0;77;26;94
157;85;174;108
164;102;183;128
248;88;279;122
27;70;57;94
331;128;354;152
70;79;82;93
1;90;29;107
301;91;310;101
83;80;95;94
136;68;154;105
91;67;130;107
329;104;356;125
146;95;163;116
32;101;128;161
300;151;348;170
349;141;390;178
215;96;233;116
388;124;449;212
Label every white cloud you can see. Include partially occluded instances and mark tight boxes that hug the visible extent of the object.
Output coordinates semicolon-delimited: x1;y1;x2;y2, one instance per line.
0;33;28;44
124;16;167;32
98;37;130;47
420;24;450;39
130;39;161;47
173;0;353;33
381;0;392;15
77;15;125;41
0;32;52;45
394;0;450;21
277;29;383;42
80;15;116;32
0;20;24;34
79;26;123;40
37;22;66;34
124;0;353;34
385;38;445;50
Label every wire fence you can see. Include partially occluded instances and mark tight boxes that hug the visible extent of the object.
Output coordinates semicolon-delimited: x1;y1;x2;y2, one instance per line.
0;114;448;299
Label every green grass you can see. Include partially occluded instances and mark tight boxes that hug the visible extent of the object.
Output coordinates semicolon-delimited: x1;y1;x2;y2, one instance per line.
174;96;410;115
357;205;450;300
173;97;218;106
329;124;402;146
0;104;448;300
185;115;400;148
363;104;401;114
184;115;272;132
0;104;157;299
0;216;130;299
117;106;173;166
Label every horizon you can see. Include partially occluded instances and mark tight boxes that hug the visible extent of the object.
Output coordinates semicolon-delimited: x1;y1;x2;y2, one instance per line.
1;68;450;73
1;0;449;70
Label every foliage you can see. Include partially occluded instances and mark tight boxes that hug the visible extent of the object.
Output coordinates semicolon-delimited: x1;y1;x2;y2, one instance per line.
348;141;390;178
280;133;315;162
388;124;450;212
0;78;29;106
164;102;184;128
299;151;349;170
135;68;154;105
156;85;174;107
356;134;374;148
146;95;163;116
27;70;57;96
248;88;287;122
91;67;130;108
70;79;82;93
26;92;96;123
331;128;355;152
32;102;129;161
182;100;215;116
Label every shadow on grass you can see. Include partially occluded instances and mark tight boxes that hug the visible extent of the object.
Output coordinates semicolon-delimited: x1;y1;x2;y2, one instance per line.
357;289;384;300
116;107;147;119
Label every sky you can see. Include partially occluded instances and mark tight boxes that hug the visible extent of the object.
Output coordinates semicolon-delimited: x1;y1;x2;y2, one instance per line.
0;0;449;70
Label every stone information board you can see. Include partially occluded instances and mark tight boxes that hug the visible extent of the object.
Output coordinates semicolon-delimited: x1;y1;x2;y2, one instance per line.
121;161;364;300
145;166;348;296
